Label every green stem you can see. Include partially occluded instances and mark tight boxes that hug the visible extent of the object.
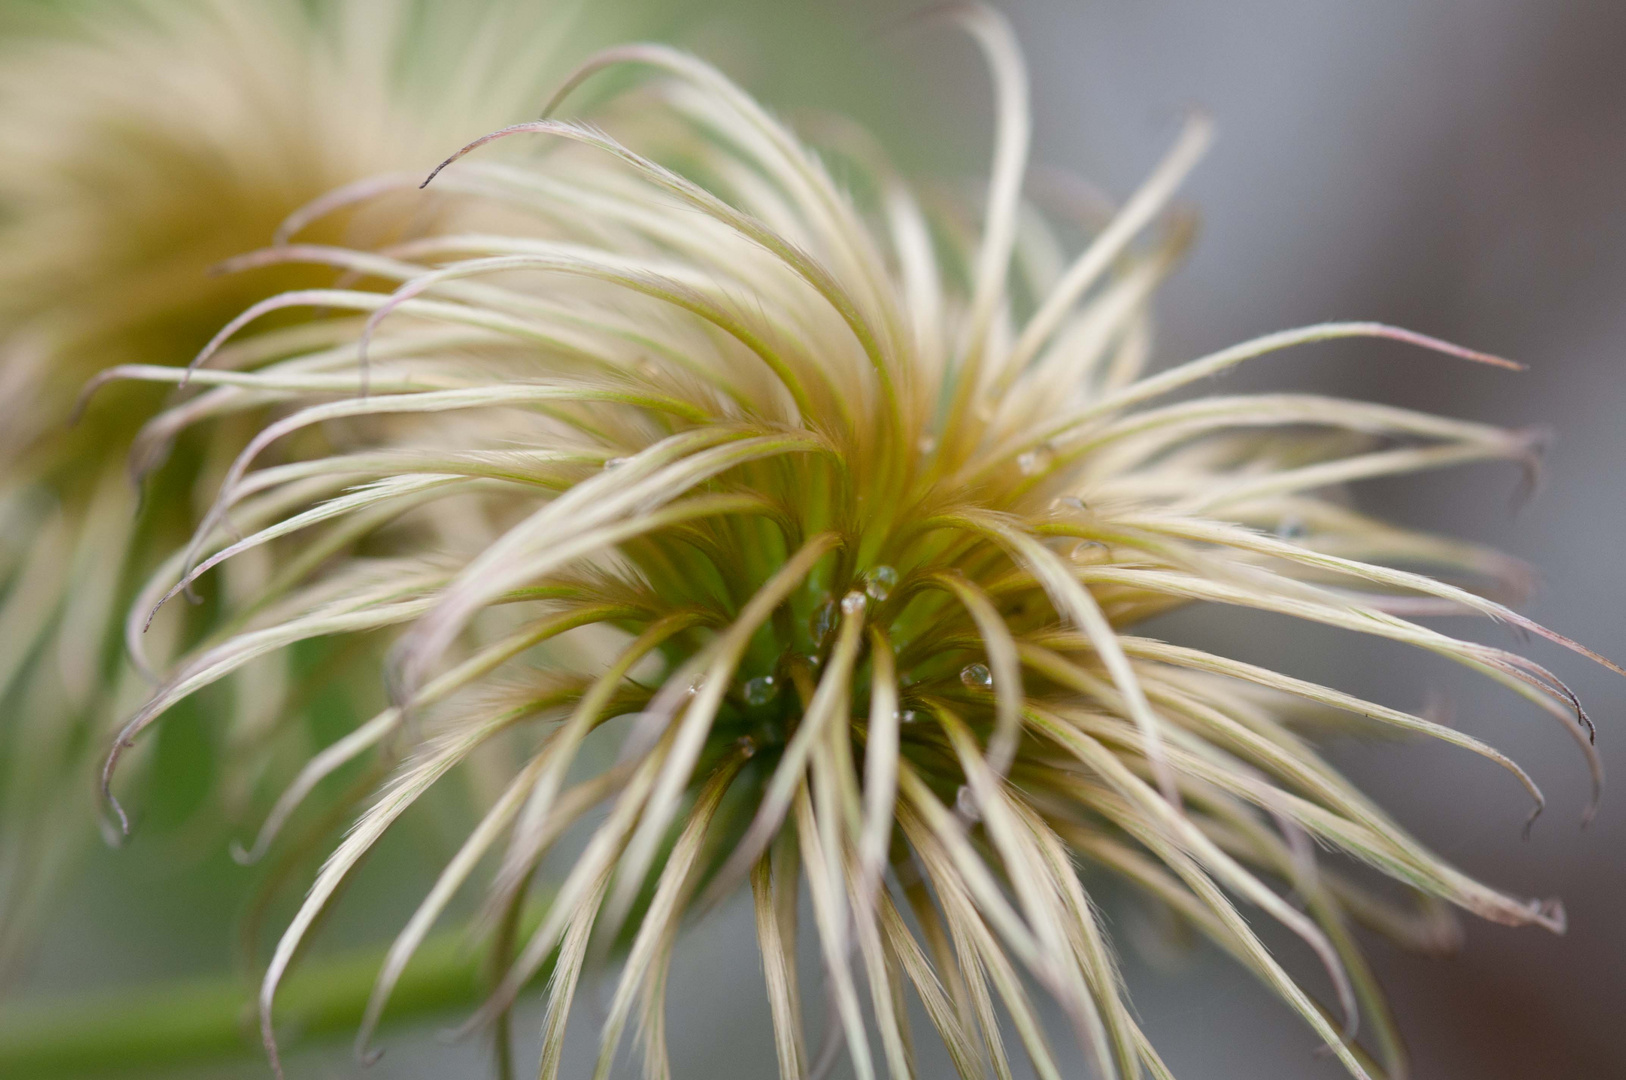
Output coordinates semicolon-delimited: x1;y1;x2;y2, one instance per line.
0;908;551;1078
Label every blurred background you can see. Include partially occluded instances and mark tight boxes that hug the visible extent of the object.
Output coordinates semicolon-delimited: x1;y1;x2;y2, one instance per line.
2;0;1622;1077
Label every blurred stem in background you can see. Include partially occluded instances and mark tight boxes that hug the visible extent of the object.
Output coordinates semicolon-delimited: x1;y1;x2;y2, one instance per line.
0;904;554;1078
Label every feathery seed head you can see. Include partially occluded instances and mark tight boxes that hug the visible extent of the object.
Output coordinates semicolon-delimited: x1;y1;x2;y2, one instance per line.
99;8;1611;1080
0;0;619;448
0;0;629;984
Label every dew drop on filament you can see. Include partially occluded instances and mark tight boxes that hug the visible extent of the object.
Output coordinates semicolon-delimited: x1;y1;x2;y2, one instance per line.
811;600;836;645
960;663;993;689
1071;539;1109;561
864;565;898;601
1016;443;1055;475
743;675;777;707
955;785;982;822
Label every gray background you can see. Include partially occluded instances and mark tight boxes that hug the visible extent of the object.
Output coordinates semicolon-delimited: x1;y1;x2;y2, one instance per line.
990;2;1626;1075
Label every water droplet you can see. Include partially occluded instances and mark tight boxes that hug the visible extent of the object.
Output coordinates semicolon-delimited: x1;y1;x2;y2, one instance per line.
743;675;778;707
864;565;898;602
736;735;758;758
1070;539;1109;560
1049;495;1087;512
1016;443;1055;476
811;600;836;645
603;456;630;470
1276;517;1308;540
840;590;867;616
960;663;993;690
897;708;919;725
639;359;660;379
955;785;981;822
917;434;938;455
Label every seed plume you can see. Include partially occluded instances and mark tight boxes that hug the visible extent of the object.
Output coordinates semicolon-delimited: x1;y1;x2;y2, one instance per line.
100;7;1611;1079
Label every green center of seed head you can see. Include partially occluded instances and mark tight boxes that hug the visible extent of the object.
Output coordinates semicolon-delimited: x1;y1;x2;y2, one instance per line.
726;563;899;749
723;556;1002;766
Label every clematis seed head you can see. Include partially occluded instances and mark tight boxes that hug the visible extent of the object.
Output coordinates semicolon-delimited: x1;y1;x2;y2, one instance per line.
96;7;1616;1080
